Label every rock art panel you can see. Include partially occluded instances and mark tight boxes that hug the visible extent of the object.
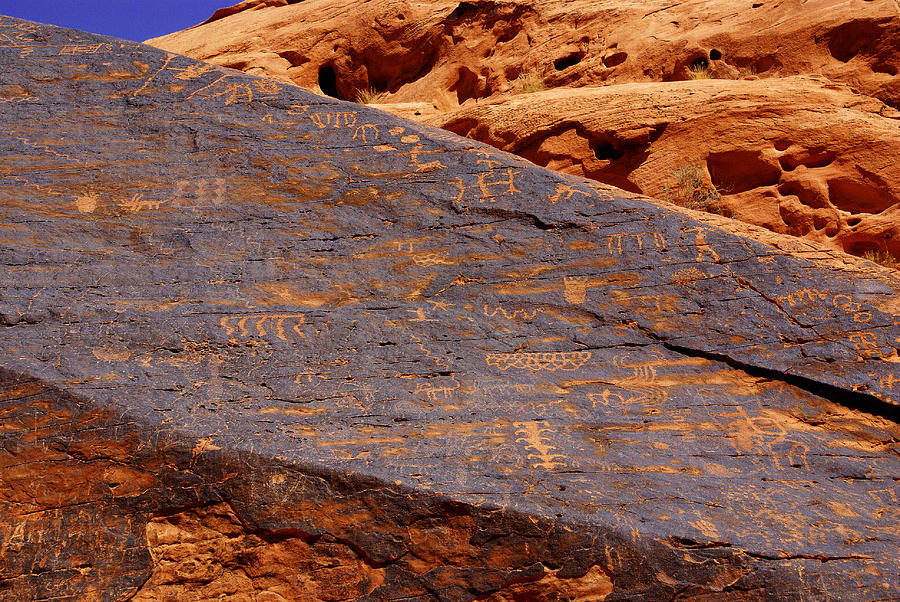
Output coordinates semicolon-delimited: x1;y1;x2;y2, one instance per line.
1;16;900;601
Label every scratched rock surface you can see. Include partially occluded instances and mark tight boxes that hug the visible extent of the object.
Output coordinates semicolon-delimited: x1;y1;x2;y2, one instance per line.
1;17;900;601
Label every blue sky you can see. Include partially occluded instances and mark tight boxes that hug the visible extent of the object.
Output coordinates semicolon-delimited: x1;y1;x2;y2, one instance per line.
0;1;229;42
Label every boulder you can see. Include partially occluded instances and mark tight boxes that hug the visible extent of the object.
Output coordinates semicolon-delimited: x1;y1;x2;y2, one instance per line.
2;16;899;600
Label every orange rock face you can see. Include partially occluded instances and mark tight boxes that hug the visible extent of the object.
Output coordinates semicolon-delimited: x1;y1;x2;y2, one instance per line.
147;0;900;108
147;0;900;265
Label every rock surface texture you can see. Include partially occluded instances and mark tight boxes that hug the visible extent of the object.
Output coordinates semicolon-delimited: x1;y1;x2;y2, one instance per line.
2;16;900;601
147;0;900;262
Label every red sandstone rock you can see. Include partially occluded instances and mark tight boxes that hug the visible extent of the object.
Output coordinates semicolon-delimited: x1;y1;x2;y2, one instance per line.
147;0;900;109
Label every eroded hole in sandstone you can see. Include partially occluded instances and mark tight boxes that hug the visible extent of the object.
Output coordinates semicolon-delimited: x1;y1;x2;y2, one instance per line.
709;49;722;61
827;19;885;63
778;148;836;171
774;140;792;152
554;51;585;71
828;177;894;214
317;65;340;99
848;217;863;227
735;55;781;74
448;1;481;22
593;140;624;161
649;122;668;143
277;50;309;68
451;66;487;104
603;51;628;68
504;65;522;80
847;240;882;256
779;203;804;232
873;61;898;76
496;22;523;44
691;56;709;70
778;181;828;209
707;150;781;194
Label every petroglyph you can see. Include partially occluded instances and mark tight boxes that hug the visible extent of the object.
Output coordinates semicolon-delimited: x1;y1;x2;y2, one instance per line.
723;407;809;471
173;178;227;207
410;335;450;370
132;53;175;96
563;277;588;304
515;421;565;470
671;267;708;286
868;488;898;505
415;379;461;402
353;124;379;143
0;31;31;46
186;78;280;105
75;191;100;213
486;351;591;371
682;226;720;263
425;299;455;312
412;251;453;266
118;179;226;212
407;308;436;322
408;143;445;172
607;350;674;404
848;332;878;354
15;134;73;159
220;313;308;342
170;63;218;80
607;232;667;255
452;159;521;204
58;43;107;55
613;349;664;379
120;193;165;212
777;289;828;307
613;291;678;316
833;294;873;323
0;89;37;104
545;182;593;205
587;389;625;407
310;111;358;129
0;31;39;58
483;305;542;321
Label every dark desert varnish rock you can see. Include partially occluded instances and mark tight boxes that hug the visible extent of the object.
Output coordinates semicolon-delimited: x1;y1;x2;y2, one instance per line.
1;16;899;600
